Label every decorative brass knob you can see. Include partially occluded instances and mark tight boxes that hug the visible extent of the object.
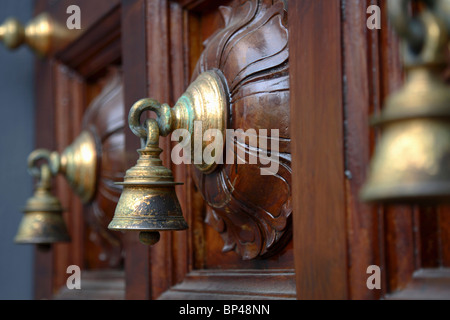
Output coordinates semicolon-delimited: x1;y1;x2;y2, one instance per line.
0;13;79;56
57;131;98;204
0;18;24;50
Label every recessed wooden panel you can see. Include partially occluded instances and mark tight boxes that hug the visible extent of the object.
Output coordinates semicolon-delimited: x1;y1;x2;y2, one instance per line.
289;0;347;300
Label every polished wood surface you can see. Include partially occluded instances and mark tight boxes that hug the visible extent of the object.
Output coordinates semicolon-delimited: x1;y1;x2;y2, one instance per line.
121;0;152;300
342;0;386;300
159;269;296;300
34;57;57;300
289;0;348;300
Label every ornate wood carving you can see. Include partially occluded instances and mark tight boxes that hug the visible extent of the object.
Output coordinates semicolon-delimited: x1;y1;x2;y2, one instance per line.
191;0;291;260
82;70;125;268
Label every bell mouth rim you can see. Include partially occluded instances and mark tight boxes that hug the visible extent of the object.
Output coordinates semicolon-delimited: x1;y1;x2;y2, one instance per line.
114;182;183;186
14;236;71;244
108;216;188;231
108;225;188;231
360;183;450;204
370;113;450;127
108;226;188;231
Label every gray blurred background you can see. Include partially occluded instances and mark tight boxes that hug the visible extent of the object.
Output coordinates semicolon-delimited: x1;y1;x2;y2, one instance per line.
0;0;35;299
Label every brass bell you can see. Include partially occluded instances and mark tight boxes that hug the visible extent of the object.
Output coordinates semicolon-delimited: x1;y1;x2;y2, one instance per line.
108;118;188;246
361;11;450;204
109;71;228;245
361;67;450;203
15;160;70;246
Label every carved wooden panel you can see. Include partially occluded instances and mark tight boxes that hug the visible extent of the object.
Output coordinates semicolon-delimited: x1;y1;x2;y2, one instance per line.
191;0;291;260
82;69;125;268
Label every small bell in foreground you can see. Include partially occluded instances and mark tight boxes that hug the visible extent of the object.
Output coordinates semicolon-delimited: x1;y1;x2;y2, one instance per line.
15;162;70;246
109;70;228;245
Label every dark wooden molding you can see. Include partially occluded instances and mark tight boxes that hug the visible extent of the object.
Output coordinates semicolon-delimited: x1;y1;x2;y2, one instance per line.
341;0;384;300
54;270;125;300
56;6;122;79
289;0;348;300
159;269;296;300
121;0;152;300
34;0;121;51
34;57;57;300
386;269;450;300
175;0;228;12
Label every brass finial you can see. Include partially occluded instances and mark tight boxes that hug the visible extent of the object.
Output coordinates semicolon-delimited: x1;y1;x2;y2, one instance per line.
0;13;80;56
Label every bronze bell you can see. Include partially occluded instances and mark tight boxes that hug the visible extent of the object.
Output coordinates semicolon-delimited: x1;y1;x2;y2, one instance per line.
108;71;228;245
108;118;188;246
15;162;70;245
361;12;450;204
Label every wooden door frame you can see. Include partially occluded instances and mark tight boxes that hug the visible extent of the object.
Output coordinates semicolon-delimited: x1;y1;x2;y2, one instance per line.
289;0;348;300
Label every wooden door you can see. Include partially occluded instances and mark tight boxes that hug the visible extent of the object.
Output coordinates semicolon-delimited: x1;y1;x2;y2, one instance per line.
30;0;450;300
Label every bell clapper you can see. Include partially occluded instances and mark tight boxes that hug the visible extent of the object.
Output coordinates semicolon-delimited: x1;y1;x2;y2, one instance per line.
37;244;52;252
139;231;161;246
